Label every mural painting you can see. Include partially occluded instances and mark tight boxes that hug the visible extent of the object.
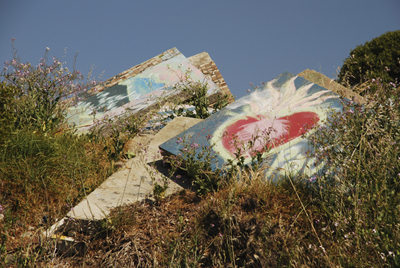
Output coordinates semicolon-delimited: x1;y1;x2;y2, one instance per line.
67;49;220;131
159;72;344;178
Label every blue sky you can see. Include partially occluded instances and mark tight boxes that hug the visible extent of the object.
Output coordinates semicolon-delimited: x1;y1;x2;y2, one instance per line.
1;1;399;98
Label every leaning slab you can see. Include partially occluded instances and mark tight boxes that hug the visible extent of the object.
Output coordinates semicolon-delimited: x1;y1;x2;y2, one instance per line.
160;72;344;179
67;117;203;221
66;48;232;132
298;69;365;104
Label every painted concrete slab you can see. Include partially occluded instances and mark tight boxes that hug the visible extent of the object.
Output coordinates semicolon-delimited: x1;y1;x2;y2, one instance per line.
66;48;220;131
159;72;344;178
67;117;203;220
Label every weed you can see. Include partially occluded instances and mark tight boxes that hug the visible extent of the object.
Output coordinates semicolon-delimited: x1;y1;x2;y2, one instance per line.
0;41;115;265
165;67;230;121
304;78;400;266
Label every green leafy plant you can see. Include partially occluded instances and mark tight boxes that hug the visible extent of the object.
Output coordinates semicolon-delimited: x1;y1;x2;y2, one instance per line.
85;111;145;162
167;135;222;195
166;67;230;120
338;30;400;91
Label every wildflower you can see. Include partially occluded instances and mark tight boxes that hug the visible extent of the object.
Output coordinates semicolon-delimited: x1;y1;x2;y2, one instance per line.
308;175;317;183
246;89;251;93
176;137;183;144
191;143;199;149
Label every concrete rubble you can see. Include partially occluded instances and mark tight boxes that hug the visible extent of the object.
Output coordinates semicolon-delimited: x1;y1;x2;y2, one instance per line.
48;48;363;258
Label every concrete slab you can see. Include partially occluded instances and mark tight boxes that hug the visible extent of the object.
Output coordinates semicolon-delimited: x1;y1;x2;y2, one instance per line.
67;117;203;220
159;72;344;179
66;48;220;131
188;52;234;103
297;69;365;104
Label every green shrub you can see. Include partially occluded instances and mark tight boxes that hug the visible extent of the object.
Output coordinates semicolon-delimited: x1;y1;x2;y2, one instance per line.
167;69;230;120
338;30;400;90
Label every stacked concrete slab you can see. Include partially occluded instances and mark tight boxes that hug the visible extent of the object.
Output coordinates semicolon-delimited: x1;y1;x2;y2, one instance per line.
47;49;233;250
51;56;363;256
67;48;233;131
63;69;362;223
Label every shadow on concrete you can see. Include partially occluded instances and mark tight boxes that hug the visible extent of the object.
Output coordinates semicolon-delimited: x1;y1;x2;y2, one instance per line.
147;160;198;192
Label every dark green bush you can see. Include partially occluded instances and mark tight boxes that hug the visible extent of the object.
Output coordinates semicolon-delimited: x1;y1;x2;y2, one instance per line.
338;30;400;89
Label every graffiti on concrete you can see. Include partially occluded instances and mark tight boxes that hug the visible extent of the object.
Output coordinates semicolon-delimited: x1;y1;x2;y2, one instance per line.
159;72;344;178
67;49;220;130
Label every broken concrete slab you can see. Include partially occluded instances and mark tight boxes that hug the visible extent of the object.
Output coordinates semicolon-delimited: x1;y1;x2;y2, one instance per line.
188;52;234;103
298;69;365;104
159;72;344;178
67;117;203;221
66;48;232;132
